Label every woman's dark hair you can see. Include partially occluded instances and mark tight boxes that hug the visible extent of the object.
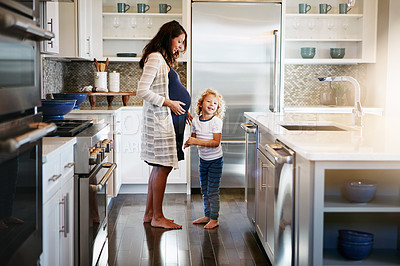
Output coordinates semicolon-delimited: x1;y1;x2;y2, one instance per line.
139;20;187;69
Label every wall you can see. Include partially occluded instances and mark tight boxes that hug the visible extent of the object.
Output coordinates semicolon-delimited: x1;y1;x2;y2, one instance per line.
42;59;187;107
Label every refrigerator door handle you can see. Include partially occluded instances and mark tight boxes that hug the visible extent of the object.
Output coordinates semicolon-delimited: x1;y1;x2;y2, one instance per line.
273;29;280;112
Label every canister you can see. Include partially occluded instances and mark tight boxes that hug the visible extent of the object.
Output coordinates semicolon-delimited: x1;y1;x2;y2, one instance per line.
94;72;107;90
109;71;120;92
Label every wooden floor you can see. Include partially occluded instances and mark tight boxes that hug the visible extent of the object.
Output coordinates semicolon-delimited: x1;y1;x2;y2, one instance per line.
107;190;271;266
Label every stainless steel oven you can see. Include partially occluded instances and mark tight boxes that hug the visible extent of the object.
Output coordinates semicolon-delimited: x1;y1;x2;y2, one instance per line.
0;3;54;265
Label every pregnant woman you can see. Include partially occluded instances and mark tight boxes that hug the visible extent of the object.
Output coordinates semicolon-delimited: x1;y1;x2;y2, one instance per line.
137;20;191;229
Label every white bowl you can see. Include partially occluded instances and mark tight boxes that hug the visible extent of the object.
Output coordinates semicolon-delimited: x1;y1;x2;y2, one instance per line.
343;180;377;203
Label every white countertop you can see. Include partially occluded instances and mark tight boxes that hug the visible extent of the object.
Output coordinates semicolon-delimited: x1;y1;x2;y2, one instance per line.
284;106;384;115
42;137;76;163
69;105;142;115
244;112;400;161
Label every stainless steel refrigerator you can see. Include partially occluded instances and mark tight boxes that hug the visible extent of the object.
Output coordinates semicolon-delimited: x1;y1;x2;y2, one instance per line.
191;0;282;188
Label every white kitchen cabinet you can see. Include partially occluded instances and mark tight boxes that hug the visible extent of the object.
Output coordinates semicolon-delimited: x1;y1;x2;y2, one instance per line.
41;138;75;266
98;0;189;62
284;0;378;64
40;2;59;54
55;0;95;59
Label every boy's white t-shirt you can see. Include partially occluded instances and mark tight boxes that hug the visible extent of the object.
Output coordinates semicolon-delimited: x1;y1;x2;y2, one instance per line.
191;116;223;161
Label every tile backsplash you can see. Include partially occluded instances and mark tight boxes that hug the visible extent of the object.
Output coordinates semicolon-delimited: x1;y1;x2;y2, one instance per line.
43;58;366;108
42;58;187;107
284;64;367;106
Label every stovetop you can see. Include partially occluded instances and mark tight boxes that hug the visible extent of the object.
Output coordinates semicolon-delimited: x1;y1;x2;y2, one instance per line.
45;119;93;137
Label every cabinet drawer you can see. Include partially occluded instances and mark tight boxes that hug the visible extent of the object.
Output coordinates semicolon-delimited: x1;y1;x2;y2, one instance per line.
43;154;61;204
60;147;74;177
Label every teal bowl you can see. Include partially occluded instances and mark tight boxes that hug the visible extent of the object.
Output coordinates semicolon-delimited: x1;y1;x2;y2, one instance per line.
301;47;316;59
330;48;345;59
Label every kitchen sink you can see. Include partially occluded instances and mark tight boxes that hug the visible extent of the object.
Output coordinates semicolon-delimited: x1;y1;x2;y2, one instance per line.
280;124;348;131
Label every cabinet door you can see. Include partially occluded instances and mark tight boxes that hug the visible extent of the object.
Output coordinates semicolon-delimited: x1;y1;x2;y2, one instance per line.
42;191;60;266
41;2;59;54
77;0;93;59
59;176;74;266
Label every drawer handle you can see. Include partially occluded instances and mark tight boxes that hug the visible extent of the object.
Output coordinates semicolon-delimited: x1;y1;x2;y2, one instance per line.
64;162;75;168
48;174;62;182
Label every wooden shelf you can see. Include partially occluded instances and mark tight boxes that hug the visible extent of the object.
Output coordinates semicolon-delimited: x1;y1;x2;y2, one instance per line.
85;92;137;107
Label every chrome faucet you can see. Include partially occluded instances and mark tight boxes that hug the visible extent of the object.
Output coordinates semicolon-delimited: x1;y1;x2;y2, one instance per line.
318;76;364;126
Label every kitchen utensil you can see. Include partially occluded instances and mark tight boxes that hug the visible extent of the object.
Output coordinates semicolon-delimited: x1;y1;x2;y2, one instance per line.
41;99;76;120
105;58;109;72
94;58;99;72
116;53;137;57
52;93;87;109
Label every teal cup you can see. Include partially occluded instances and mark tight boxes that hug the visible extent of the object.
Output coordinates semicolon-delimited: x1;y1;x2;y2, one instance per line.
137;3;150;13
330;48;345;59
339;3;352;14
159;3;172;13
301;47;316;59
299;3;311;14
117;3;130;13
319;3;332;14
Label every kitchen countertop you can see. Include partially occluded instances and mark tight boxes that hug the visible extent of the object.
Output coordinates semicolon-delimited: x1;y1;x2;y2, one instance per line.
244;112;400;161
284;106;384;115
69;105;142;114
42;137;76;163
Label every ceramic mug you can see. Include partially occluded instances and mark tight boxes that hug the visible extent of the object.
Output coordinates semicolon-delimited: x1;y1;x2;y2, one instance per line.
339;3;352;14
117;3;130;13
319;4;332;14
299;3;311;14
159;3;172;13
137;3;150;13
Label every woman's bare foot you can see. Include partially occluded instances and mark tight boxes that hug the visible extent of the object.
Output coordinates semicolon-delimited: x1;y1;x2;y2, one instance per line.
192;216;210;224
143;214;174;223
151;217;182;229
204;219;219;229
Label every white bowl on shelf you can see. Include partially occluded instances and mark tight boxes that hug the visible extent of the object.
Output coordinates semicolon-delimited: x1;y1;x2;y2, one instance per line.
343;180;377;203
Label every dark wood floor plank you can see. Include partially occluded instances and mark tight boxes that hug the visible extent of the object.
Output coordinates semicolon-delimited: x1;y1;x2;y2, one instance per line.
107;191;271;266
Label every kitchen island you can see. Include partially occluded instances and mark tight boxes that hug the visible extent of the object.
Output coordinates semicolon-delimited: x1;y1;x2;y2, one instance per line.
244;112;400;266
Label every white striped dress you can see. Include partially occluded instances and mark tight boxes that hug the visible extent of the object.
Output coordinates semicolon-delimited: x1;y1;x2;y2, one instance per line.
137;52;178;169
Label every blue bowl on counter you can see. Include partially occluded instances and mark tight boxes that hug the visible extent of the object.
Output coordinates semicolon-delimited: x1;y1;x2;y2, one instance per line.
41;99;76;120
52;93;87;109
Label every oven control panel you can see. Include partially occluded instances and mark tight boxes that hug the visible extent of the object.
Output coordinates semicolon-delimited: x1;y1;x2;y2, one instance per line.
89;139;112;165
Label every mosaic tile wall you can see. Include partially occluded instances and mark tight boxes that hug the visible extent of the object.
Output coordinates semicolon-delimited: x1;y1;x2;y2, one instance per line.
42;58;187;107
284;64;367;106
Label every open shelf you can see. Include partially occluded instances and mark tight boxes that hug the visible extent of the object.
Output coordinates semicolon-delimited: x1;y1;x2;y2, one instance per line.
324;196;400;213
102;12;182;18
324;248;400;265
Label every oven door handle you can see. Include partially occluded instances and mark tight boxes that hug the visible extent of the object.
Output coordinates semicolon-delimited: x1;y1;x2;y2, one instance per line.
89;162;117;192
0;122;56;153
0;12;55;41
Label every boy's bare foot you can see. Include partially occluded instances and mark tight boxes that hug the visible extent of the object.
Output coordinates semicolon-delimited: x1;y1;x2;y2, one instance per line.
204;219;219;229
151;217;182;229
192;216;210;224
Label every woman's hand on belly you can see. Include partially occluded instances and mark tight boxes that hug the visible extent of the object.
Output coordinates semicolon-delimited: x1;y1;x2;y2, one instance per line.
164;99;186;115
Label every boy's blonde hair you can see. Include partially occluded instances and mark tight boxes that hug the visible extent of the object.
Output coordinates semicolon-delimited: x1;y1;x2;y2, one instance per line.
195;88;226;119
